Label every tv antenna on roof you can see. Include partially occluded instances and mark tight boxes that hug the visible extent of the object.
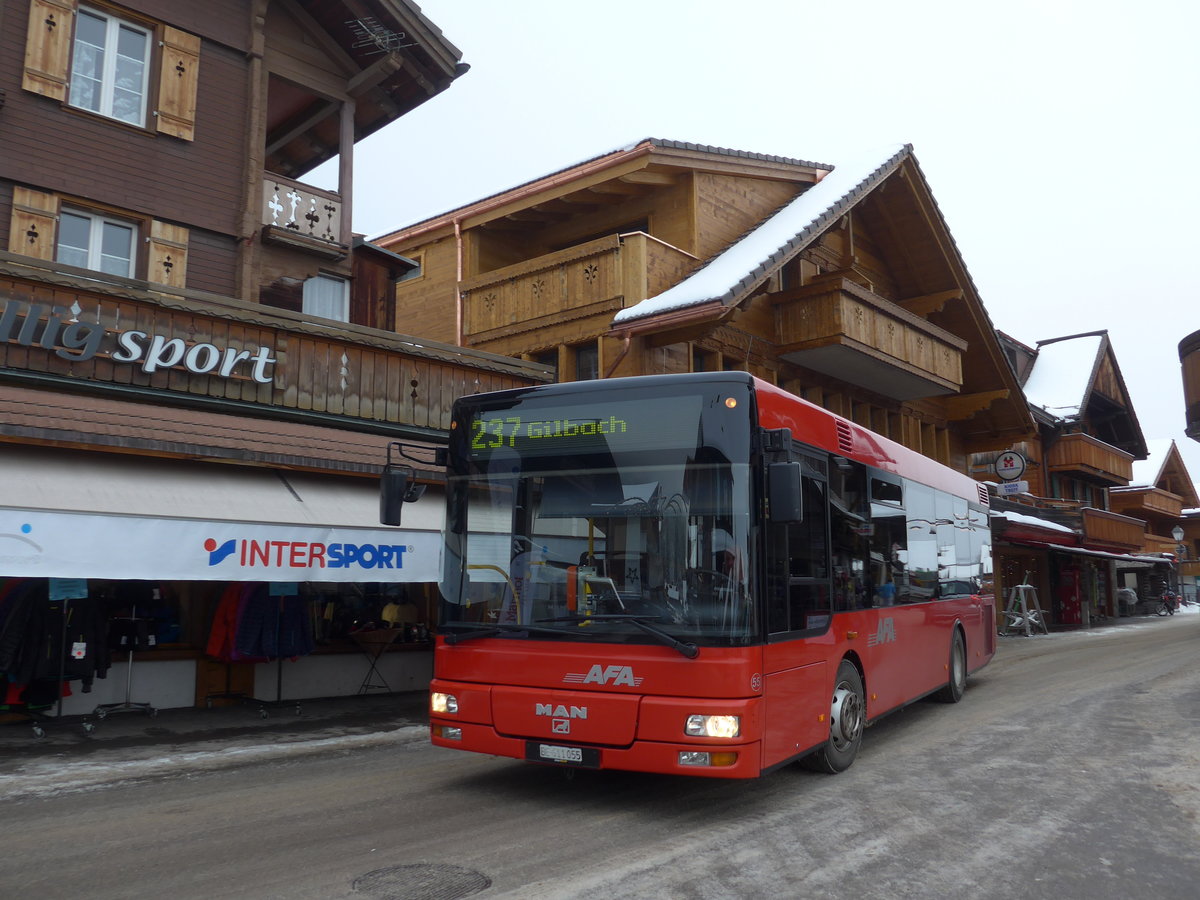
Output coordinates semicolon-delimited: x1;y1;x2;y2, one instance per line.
347;17;415;54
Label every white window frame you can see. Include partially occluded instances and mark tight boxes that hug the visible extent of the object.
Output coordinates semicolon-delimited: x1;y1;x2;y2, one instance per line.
302;274;350;322
55;208;137;278
69;6;152;126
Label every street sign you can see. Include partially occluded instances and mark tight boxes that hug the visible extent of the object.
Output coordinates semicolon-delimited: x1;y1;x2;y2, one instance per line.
997;480;1029;496
995;451;1027;481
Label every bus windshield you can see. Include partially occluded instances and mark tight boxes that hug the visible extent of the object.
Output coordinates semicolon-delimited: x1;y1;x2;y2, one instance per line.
441;378;757;647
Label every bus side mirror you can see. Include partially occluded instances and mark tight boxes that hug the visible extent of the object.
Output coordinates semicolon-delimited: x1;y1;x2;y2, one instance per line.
767;462;803;523
380;465;425;526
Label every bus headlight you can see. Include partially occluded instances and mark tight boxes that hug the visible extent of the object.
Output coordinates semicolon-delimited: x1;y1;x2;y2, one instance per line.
685;714;740;738
431;692;458;714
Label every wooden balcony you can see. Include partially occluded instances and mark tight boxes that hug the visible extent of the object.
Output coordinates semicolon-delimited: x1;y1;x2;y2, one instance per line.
1181;330;1200;441
1180;561;1200;578
261;174;346;258
1140;533;1181;556
459;232;699;346
1109;486;1184;521
1045;433;1133;486
771;278;966;401
1080;507;1146;552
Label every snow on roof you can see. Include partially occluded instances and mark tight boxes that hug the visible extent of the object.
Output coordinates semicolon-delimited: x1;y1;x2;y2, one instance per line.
1129;438;1175;488
613;143;909;324
1021;333;1104;421
990;509;1076;534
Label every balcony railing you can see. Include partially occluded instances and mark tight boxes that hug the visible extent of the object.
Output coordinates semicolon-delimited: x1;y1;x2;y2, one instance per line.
771;278;965;401
1045;433;1133;485
1080;507;1146;551
459;232;698;344
262;174;344;254
1109;486;1184;520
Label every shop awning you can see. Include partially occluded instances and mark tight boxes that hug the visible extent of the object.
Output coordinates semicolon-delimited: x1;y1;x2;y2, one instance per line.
0;446;442;582
1007;539;1171;569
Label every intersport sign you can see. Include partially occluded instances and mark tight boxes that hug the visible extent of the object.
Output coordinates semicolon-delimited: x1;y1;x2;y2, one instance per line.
0;508;441;582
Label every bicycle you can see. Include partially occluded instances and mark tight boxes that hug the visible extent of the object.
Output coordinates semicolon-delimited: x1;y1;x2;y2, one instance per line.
1155;593;1178;616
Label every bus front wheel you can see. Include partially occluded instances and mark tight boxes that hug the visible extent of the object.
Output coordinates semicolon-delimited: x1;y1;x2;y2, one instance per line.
802;660;864;774
933;631;966;703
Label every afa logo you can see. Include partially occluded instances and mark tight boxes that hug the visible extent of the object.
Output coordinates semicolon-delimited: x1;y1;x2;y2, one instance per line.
867;617;897;647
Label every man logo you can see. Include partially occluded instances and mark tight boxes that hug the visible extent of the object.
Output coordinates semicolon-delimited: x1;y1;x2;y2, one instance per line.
535;703;588;719
552;720;571;734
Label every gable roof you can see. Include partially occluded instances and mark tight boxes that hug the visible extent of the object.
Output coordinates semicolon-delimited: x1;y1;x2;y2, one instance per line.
373;138;831;243
1126;439;1200;505
614;144;909;324
1022;332;1105;420
1023;330;1148;458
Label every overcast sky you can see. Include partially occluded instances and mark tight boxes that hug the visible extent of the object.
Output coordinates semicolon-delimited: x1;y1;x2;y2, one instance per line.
325;0;1200;488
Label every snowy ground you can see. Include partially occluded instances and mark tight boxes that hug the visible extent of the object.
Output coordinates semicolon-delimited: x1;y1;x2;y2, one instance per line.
3;605;1194;802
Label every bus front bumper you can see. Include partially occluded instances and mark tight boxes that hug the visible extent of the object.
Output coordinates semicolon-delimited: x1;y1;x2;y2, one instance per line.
430;719;763;779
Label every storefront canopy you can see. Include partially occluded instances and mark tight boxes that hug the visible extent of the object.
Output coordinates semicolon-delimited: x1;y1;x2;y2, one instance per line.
1008;539;1170;569
0;446;442;582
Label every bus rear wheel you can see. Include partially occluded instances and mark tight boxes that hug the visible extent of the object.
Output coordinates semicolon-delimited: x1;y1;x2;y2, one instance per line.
802;660;864;774
933;631;966;703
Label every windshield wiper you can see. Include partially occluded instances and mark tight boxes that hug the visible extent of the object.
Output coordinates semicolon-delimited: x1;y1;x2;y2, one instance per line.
537;614;699;659
440;621;575;645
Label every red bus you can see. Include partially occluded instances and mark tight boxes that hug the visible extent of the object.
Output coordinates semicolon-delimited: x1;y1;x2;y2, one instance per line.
410;372;995;778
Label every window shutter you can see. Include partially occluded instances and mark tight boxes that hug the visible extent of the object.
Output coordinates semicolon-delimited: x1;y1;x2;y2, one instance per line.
148;220;189;288
22;0;75;101
155;26;200;141
9;187;58;260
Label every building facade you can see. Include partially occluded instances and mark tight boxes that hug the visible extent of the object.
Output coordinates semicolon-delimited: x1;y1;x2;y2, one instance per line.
0;0;549;718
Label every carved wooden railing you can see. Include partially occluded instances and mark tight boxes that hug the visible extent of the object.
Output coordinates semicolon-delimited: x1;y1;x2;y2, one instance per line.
771;277;965;400
262;173;342;246
460;232;698;341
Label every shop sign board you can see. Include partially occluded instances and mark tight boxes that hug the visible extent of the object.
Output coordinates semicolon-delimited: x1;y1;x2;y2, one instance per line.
0;293;277;383
995;451;1027;481
997;480;1030;496
0;508;440;582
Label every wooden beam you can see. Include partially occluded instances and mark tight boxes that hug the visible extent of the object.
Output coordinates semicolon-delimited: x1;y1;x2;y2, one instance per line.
942;389;1010;421
620;170;676;186
587;181;641;196
900;289;963;317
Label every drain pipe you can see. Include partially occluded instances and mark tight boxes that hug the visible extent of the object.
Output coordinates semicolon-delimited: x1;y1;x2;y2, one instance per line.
454;217;463;346
602;332;632;378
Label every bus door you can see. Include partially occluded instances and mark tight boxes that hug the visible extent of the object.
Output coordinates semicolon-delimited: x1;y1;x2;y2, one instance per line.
762;452;832;768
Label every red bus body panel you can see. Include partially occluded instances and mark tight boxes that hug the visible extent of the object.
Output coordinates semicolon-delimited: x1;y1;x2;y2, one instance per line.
430;376;996;777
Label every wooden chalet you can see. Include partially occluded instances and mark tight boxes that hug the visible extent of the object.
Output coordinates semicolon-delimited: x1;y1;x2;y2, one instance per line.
982;331;1186;624
0;0;548;712
376;139;1036;473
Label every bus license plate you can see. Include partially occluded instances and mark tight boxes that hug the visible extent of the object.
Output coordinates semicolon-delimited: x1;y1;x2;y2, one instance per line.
526;742;599;767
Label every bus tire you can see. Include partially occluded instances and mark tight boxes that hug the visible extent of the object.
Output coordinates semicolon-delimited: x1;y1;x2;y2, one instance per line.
933;630;966;703
802;660;864;774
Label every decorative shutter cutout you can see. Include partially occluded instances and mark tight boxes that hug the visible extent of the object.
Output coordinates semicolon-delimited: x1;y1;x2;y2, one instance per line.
148;220;188;288
977;483;991;507
22;0;75;101
9;187;58;260
156;26;200;141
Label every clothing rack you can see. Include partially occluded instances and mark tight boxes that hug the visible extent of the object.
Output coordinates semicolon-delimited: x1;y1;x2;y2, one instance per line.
93;605;156;720
31;596;95;738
